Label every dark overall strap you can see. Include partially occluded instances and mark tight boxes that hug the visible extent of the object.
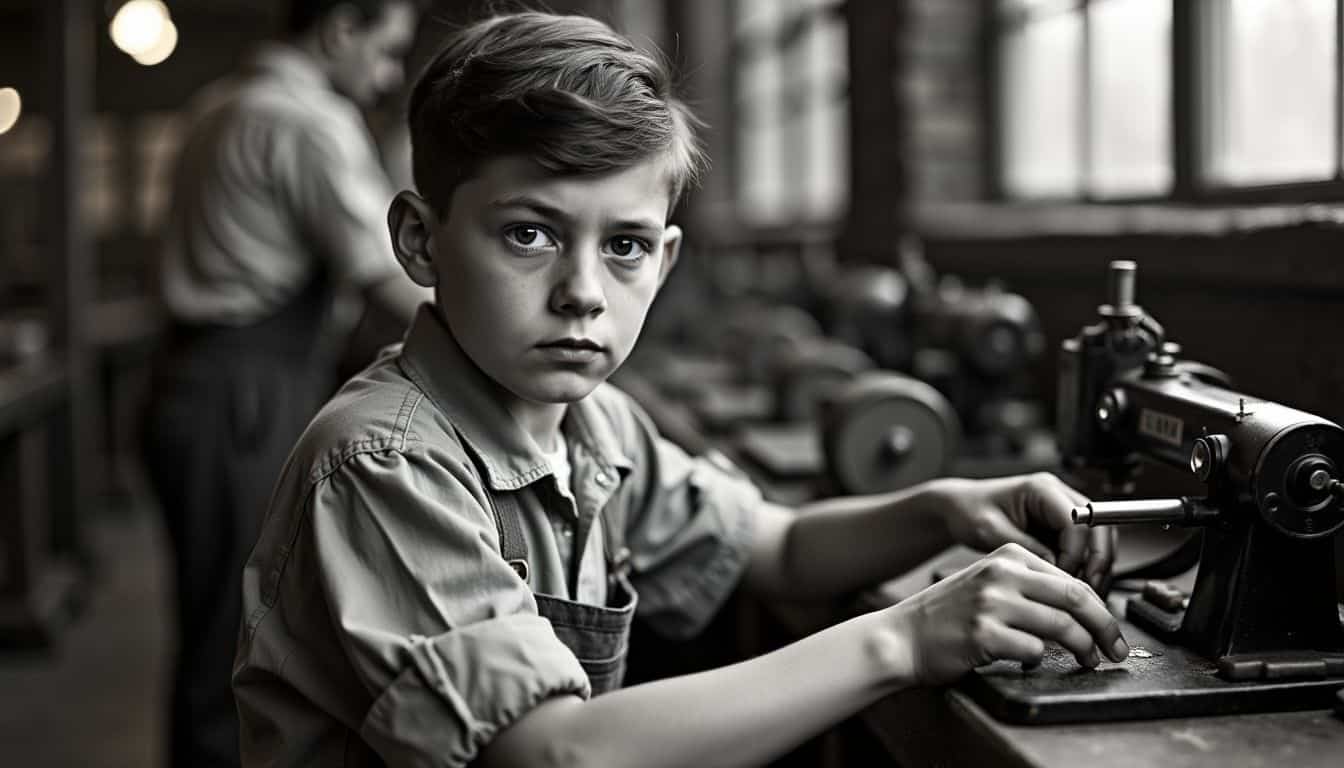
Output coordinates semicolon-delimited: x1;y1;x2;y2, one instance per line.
596;466;632;587
455;424;631;589
491;492;531;584
449;426;531;584
486;466;631;590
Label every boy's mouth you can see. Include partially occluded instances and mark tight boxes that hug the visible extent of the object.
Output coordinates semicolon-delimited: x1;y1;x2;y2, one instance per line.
537;337;605;352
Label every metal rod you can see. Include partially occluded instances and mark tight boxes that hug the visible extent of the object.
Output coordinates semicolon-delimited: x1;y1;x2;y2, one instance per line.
1072;497;1218;526
1106;260;1137;308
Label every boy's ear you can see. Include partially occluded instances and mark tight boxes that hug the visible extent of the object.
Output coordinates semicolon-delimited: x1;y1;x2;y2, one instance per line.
655;224;683;291
387;190;439;288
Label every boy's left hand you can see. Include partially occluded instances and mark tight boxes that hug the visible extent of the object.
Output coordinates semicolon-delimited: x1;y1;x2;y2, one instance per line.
935;473;1115;593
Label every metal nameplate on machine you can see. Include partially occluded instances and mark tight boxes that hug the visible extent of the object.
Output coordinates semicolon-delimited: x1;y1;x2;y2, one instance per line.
963;259;1344;724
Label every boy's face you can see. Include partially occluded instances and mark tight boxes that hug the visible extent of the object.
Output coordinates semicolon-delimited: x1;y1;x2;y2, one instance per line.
404;155;681;407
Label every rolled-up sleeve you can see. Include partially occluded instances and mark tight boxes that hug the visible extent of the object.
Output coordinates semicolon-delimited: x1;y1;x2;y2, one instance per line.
617;397;761;640
305;448;589;766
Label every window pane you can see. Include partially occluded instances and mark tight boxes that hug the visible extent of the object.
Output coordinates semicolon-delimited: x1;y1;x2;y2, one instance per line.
999;0;1080;20
0;115;49;290
1205;0;1335;185
800;0;848;220
136;112;184;234
1001;10;1084;197
84;116;120;237
735;0;847;224
1088;0;1172;196
736;0;788;224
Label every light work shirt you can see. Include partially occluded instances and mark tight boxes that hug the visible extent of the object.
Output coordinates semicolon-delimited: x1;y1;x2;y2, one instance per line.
159;43;397;326
234;306;761;767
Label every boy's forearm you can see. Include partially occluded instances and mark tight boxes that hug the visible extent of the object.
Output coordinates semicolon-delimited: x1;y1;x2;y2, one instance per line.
476;610;913;768
776;479;957;599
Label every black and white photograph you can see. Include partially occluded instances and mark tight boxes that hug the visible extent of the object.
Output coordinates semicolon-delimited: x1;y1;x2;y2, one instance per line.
1;1;1342;766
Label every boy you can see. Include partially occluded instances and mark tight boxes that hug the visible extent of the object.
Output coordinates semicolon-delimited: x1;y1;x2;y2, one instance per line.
234;12;1125;767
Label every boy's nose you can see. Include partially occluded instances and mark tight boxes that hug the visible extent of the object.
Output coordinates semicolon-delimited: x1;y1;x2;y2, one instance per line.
549;256;607;317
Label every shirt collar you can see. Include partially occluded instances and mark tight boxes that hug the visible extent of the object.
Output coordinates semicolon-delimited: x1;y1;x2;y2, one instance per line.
247;43;333;94
398;305;633;491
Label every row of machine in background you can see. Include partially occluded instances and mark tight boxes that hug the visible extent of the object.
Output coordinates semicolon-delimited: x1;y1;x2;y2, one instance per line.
623;246;1344;725
620;237;1055;504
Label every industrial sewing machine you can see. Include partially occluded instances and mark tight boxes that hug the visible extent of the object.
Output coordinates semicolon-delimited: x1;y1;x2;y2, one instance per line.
964;259;1344;723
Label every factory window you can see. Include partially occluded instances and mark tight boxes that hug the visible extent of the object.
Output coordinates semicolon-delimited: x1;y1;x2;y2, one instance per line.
998;0;1344;200
85;116;122;237
0;114;47;295
1203;0;1336;186
999;2;1085;197
732;0;849;226
135;112;184;234
998;0;1172;199
0;115;124;237
1088;0;1172;196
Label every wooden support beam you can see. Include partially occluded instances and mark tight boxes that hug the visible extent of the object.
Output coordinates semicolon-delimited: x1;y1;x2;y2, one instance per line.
0;0;95;648
839;0;912;262
44;0;95;564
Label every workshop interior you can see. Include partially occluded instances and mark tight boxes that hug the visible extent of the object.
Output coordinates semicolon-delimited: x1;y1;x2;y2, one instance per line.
2;1;1344;766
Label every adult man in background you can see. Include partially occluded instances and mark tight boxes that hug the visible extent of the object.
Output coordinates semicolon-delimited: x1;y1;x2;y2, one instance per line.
142;2;425;765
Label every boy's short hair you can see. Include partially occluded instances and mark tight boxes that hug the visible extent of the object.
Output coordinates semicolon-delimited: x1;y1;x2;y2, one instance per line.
407;11;707;214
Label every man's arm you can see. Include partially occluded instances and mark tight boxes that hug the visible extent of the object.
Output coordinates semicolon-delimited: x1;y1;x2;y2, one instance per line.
286;123;432;327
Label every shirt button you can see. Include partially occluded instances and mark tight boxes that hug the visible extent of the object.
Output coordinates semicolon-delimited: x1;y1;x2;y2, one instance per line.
562;527;573;537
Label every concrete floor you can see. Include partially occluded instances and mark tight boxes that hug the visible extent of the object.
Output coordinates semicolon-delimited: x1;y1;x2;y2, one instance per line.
0;505;171;767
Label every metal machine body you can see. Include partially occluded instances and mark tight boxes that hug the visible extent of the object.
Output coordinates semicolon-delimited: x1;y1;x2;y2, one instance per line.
1072;375;1344;666
899;241;1047;446
966;259;1344;723
1059;261;1344;667
818;244;1051;469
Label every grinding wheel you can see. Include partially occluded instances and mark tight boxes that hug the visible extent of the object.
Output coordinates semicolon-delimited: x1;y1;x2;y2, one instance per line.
822;371;960;495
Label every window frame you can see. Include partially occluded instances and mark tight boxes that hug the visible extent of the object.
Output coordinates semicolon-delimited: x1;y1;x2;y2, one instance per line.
728;0;850;227
991;0;1344;204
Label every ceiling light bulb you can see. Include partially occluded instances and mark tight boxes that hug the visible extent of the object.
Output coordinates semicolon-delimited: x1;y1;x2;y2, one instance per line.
132;19;178;66
0;87;20;135
110;0;170;57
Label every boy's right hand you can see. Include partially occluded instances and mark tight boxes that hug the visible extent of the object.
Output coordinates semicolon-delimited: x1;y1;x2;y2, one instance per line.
889;543;1129;686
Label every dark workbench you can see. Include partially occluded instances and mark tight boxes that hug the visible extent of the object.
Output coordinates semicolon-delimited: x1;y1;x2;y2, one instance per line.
864;686;1343;768
844;539;1344;767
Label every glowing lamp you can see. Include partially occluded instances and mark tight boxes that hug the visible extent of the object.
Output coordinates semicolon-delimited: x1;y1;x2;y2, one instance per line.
0;87;20;135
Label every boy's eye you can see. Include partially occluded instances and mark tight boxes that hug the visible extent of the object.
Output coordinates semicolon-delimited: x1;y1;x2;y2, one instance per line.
604;236;651;264
504;225;557;250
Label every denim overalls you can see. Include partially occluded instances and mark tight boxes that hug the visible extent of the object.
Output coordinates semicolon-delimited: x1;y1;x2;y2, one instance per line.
482;485;638;694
